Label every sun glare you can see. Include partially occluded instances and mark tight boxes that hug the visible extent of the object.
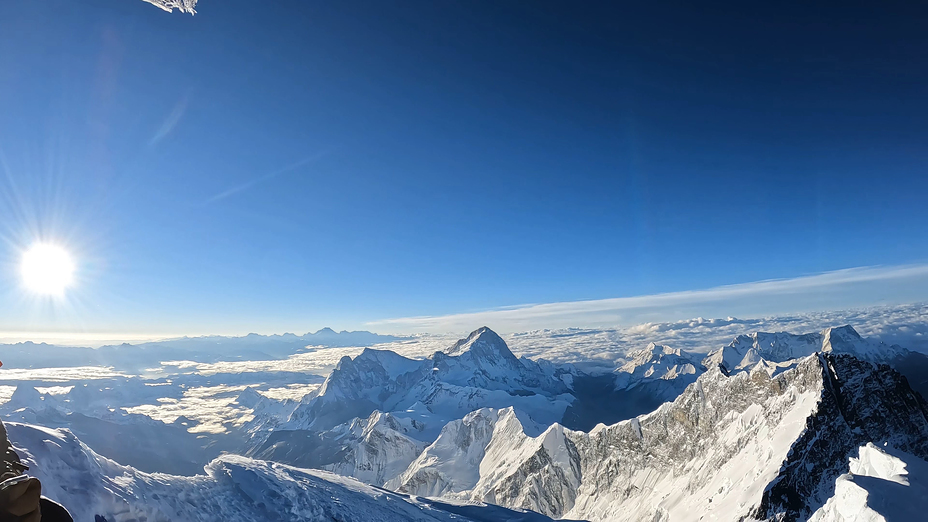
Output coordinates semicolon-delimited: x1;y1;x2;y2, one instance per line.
21;243;75;295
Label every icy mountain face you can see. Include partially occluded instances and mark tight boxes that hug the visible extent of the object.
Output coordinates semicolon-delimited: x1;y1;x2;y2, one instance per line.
821;325;908;361
703;325;909;375
750;354;928;521
468;414;581;517
284;347;426;431
386;407;506;496
389;353;928;522
256;325;928;493
235;387;300;434
613;343;704;392
243;329;580;486
322;411;427;485
5;423;565;522
388;406;583;516
285;328;574;435
251;409;426;486
703;331;822;373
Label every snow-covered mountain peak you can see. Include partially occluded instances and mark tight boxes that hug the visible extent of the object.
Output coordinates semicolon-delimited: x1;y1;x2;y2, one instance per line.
702;325;910;376
235;386;265;409
319;348;420;399
429;328;570;398
821;324;907;361
614;343;704;390
7;384;48;410
444;327;520;365
404;351;928;522
703;331;822;373
283;326;573;435
346;409;422;437
624;343;692;365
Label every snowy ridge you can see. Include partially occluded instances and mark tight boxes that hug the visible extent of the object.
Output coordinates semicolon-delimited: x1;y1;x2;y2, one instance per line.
702;325;909;375
384;353;928;521
809;442;928;521
249;408;426;485
245;324;928;495
319;410;427;485
613;343;704;390
6;422;567;522
284;328;575;436
243;329;583;487
386;408;509;496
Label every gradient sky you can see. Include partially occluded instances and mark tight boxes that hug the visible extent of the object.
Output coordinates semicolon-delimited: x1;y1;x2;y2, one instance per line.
1;1;927;337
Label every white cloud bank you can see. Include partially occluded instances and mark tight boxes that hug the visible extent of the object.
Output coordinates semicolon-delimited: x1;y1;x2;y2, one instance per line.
141;0;197;15
368;264;928;334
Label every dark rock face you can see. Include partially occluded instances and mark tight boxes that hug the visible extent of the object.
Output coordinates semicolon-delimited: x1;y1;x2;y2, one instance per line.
455;353;928;521
753;354;928;521
891;350;928;400
561;374;681;432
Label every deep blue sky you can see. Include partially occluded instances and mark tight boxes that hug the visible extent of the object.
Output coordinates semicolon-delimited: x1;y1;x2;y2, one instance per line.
1;0;927;335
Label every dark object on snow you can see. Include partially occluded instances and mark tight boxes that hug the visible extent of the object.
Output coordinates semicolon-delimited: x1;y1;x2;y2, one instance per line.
0;421;72;522
0;475;40;522
0;423;28;483
39;499;72;522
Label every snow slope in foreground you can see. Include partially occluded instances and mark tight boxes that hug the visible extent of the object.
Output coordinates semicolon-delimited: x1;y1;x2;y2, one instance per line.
5;422;571;522
809;442;928;522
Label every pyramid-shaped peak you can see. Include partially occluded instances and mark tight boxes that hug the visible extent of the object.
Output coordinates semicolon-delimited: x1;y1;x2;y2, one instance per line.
445;327;517;360
9;384;42;406
822;325;863;353
822;325;861;340
235;386;265;408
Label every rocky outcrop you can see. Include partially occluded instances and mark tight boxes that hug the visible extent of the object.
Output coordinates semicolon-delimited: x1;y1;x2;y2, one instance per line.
387;352;928;522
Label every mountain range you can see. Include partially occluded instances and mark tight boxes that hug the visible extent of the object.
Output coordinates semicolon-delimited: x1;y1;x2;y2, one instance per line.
4;323;928;521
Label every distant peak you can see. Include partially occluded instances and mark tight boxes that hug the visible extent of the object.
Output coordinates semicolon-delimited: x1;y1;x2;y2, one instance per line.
441;327;522;368
822;325;861;340
446;327;505;355
313;327;337;335
235;387;265;408
643;343;680;355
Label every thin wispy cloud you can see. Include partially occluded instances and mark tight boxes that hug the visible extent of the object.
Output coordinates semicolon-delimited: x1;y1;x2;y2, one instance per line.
368;264;928;333
141;0;197;15
206;154;325;204
149;96;188;147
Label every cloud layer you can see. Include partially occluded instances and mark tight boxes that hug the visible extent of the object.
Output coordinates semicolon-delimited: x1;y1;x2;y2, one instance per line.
369;264;928;333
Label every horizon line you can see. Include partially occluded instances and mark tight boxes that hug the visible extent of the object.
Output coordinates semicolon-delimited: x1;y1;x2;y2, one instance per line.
366;263;928;333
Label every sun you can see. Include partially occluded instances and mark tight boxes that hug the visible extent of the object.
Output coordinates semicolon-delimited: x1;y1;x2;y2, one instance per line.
21;243;75;295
